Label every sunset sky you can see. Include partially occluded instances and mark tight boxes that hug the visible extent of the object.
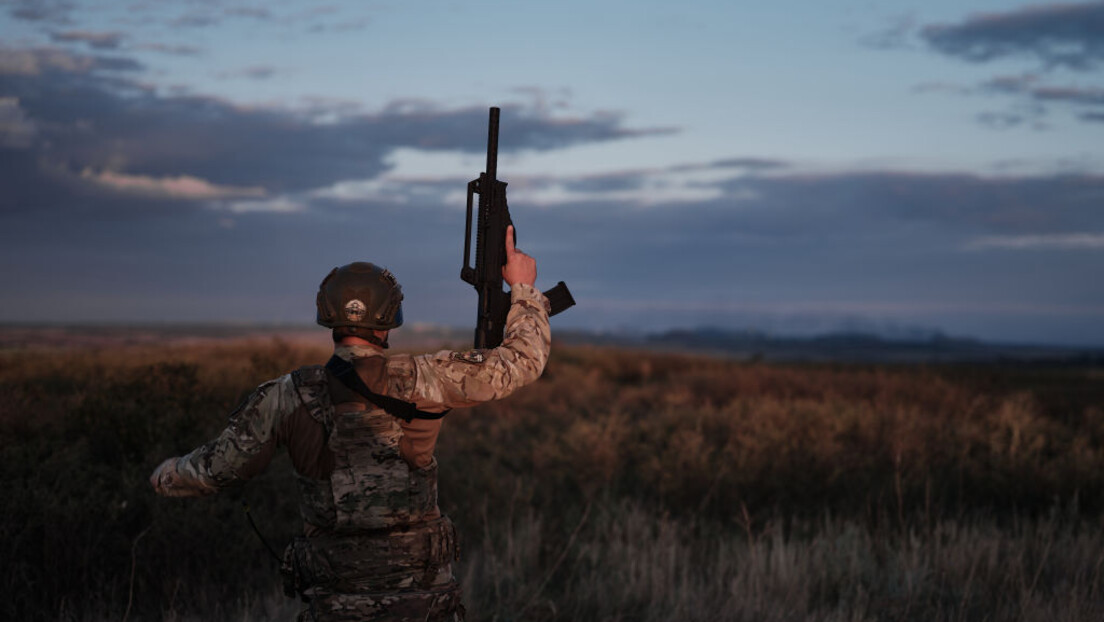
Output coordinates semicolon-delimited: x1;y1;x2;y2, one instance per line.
2;0;1103;345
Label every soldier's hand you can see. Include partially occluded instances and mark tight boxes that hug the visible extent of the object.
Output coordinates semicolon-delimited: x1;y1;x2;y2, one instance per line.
150;457;205;497
502;225;536;287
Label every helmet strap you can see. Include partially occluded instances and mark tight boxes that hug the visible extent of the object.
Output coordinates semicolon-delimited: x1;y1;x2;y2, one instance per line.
366;332;390;349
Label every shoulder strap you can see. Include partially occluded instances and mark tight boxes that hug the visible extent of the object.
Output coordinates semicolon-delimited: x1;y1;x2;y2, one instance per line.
324;355;447;423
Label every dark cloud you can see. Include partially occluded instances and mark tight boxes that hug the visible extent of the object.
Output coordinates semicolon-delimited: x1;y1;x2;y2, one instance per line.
563;173;646;194
1033;84;1104;106
974;73;1104;125
0;46;143;75
921;2;1104;70
498;108;677;150
0;97;36;148
134;42;203;56
460;168;1104;343
169;13;219;28
707;157;785;171
3;129;1102;343
225;7;272;20
7;0;75;24
667;158;786;174
0;47;675;217
215;65;282;80
984;74;1104;106
729;171;1104;236
49;30;124;50
912;2;1104;128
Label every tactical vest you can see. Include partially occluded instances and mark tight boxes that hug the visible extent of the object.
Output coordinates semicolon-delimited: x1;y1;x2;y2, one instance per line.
291;365;439;531
284;366;463;622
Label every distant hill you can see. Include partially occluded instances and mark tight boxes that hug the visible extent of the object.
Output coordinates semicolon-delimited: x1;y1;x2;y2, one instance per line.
3;323;1102;364
560;327;1104;365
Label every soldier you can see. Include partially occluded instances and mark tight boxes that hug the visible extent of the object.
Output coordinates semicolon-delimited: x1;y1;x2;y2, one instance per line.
150;226;549;622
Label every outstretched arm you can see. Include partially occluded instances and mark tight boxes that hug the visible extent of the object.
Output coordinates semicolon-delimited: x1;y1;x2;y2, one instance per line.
150;374;298;497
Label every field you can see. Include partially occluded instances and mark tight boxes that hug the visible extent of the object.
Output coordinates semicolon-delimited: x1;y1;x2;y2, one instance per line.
2;336;1103;621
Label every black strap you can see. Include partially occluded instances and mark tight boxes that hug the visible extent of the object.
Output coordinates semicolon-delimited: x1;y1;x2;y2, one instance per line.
242;502;283;564
324;355;447;422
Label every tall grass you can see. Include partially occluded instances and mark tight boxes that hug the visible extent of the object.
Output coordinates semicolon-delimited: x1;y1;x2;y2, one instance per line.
1;339;1102;620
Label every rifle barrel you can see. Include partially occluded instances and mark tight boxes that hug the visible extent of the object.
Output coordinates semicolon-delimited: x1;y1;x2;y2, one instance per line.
485;107;499;183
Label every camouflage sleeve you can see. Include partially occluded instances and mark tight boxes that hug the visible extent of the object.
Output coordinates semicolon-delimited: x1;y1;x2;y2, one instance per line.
389;283;552;410
172;374;301;493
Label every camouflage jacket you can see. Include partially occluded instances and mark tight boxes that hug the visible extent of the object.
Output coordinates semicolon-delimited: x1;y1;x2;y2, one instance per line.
168;283;551;513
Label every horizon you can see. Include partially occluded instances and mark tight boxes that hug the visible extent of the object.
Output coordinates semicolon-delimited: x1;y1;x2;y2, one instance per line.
3;319;1102;351
2;1;1103;347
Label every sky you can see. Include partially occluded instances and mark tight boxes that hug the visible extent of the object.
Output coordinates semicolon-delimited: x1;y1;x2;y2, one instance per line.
1;0;1103;346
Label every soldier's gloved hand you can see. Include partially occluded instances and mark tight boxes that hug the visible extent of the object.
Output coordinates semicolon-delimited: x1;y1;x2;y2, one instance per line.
502;225;536;288
150;457;212;497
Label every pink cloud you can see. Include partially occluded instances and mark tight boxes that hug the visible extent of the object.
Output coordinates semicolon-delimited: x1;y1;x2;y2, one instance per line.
81;169;266;200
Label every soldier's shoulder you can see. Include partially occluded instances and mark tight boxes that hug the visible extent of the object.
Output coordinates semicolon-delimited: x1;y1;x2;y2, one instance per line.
384;352;416;370
284;366;327;409
290;364;327;385
383;352;418;396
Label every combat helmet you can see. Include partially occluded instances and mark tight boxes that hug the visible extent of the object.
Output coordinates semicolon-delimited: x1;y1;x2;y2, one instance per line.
316;263;404;339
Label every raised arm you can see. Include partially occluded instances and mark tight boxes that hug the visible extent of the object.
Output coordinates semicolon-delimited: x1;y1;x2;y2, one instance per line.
387;227;550;411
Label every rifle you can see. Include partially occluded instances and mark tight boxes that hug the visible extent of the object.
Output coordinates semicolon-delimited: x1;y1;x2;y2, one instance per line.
460;107;575;349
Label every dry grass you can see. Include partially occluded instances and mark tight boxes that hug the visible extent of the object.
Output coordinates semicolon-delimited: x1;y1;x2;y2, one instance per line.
2;339;1103;621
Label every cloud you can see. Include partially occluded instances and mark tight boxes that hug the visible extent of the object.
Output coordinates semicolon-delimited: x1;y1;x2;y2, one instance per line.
1033;84;1104;106
921;2;1104;70
966;73;1104;126
215;65;283;80
669;158;786;173
0;46;675;217
316;158;767;209
6;0;75;24
225;7;273;20
134;42;203;56
80;169;267;200
911;4;1104;127
984;74;1104;106
859;13;919;50
221;196;305;214
0;97;37;148
169;13;220;28
0;46;142;75
584;297;1104;318
3;80;1102;343
736;170;1104;235
50;30;124;50
962;232;1104;250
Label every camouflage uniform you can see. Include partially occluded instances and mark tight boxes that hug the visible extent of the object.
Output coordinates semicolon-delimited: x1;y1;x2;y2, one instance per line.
158;283;551;621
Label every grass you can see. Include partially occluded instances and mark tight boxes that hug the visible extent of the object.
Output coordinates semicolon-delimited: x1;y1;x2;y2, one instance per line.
1;338;1103;621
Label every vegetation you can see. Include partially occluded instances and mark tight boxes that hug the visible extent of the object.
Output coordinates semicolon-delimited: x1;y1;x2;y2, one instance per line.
1;338;1103;621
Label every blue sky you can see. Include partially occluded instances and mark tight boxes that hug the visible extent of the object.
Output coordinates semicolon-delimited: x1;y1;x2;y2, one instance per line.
2;0;1103;345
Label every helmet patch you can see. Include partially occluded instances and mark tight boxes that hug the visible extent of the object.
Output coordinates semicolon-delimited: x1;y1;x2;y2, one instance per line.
344;299;367;322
